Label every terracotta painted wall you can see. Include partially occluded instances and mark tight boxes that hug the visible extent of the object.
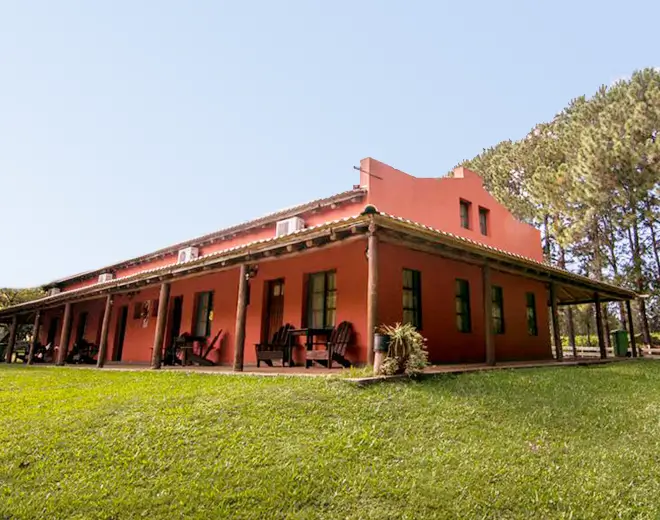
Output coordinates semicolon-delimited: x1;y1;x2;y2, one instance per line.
243;238;368;365
360;157;544;262
99;239;369;365
378;242;551;363
42;239;551;366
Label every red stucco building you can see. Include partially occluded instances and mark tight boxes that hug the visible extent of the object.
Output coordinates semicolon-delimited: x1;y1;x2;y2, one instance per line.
0;158;636;369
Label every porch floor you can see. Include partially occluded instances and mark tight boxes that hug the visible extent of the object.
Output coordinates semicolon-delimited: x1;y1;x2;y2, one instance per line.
17;356;634;378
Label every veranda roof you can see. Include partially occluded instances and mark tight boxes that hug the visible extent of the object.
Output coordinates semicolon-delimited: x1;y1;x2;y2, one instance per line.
0;210;636;321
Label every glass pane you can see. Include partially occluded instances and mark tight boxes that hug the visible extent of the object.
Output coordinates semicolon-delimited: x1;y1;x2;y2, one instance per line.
325;309;336;328
326;292;336;310
403;269;413;288
311;311;323;329
311;273;325;292
526;292;535;307
403;310;414;325
403;291;414;309
312;293;324;311
326;272;336;290
456;314;463;331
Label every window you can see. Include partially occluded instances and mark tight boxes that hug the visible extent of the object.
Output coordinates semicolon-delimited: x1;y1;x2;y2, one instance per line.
403;269;422;329
455;279;471;333
193;291;214;337
526;292;538;336
76;312;88;343
460;200;471;229
306;271;336;329
492;286;504;334
479;207;489;235
133;300;157;320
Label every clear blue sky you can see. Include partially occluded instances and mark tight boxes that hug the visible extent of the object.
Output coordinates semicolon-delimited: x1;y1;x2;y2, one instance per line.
1;0;658;287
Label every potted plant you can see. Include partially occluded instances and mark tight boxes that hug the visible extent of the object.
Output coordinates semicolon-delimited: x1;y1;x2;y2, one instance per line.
376;323;429;376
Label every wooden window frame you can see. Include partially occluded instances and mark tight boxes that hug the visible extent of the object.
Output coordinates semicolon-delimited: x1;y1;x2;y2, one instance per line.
305;271;336;329
479;207;489;236
192;291;214;337
460;199;472;230
492;286;505;335
455;279;471;333
402;269;422;330
526;292;538;336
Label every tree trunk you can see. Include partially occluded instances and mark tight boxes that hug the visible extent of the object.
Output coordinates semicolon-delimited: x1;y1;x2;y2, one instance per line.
558;247;577;357
592;225;611;350
639;297;652;346
645;198;660;277
630;220;652;346
566;306;577;357
543;214;551;262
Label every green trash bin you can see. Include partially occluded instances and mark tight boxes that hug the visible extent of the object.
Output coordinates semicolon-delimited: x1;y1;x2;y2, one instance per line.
611;330;629;357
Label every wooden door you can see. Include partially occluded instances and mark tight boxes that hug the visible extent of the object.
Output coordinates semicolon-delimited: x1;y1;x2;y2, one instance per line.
263;279;285;342
169;296;184;345
46;317;59;346
113;306;128;361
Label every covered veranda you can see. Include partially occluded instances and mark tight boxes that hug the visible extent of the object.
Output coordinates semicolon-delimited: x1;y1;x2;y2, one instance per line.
0;210;639;370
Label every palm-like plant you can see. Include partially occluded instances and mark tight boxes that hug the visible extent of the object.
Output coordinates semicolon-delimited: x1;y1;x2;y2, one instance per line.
377;323;428;376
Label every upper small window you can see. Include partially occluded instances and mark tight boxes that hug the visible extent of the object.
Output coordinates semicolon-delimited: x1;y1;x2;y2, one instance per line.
479;207;489;236
460;200;471;229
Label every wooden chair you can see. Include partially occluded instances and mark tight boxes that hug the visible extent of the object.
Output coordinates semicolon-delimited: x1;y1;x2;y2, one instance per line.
306;321;353;369
255;324;295;367
14;341;30;363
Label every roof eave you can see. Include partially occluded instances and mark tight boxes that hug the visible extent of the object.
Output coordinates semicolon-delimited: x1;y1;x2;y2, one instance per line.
44;188;367;288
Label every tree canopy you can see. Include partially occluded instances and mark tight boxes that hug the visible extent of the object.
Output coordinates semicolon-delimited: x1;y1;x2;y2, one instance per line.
461;68;660;342
0;288;45;310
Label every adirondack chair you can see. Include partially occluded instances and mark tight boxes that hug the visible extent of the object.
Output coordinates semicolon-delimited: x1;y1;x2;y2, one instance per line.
306;321;353;369
14;341;30;363
255;324;295;367
185;329;223;366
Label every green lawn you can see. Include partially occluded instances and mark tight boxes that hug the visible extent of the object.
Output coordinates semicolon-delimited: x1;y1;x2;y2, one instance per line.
2;362;660;519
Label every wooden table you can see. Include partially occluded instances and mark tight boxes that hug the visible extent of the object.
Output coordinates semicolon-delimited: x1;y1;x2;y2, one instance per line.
290;328;333;367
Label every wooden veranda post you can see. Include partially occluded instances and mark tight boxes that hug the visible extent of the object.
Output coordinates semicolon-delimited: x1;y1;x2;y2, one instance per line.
26;310;41;366
56;302;73;366
96;295;113;368
233;264;249;372
366;223;378;366
482;264;495;366
5;315;18;363
595;293;606;359
150;282;171;369
626;299;637;358
550;282;563;361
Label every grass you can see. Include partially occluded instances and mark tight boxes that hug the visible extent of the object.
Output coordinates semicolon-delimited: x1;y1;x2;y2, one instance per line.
2;362;660;519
